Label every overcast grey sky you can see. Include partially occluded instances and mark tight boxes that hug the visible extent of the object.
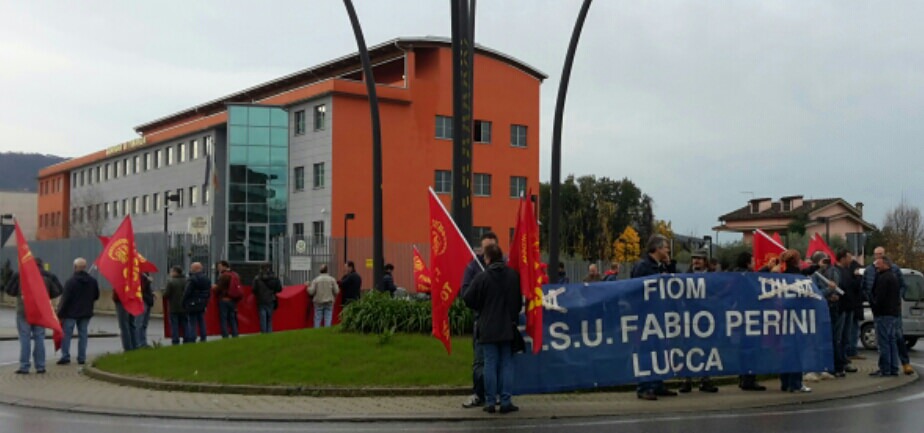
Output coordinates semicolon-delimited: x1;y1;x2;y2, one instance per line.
1;1;921;239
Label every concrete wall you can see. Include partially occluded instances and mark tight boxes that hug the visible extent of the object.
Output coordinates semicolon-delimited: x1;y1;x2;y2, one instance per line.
0;191;37;240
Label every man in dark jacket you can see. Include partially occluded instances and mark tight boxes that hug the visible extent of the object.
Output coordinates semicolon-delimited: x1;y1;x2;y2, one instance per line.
825;249;860;375
252;263;283;333
3;258;63;374
57;258;100;365
163;266;189;345
631;235;679;400
214;260;240;338
460;231;497;409
462;244;522;414
183;262;212;342
863;246;912;374
133;273;155;348
340;261;362;306
871;257;902;377
380;263;397;295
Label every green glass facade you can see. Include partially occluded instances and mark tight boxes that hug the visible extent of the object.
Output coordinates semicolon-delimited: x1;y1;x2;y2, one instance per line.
227;105;288;263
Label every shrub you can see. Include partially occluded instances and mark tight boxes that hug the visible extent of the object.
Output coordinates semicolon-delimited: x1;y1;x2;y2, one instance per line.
340;291;474;335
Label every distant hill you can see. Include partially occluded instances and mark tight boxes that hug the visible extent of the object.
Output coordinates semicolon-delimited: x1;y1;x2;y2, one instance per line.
0;152;67;192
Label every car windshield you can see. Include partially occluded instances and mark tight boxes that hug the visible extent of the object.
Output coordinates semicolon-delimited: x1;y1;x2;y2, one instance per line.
905;274;924;302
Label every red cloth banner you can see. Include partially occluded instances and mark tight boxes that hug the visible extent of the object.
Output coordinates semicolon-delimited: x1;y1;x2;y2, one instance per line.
163;284;344;338
412;246;432;294
14;220;63;350
428;188;477;354
807;233;837;263
95;216;145;316
753;229;787;271
98;236;158;273
508;193;546;353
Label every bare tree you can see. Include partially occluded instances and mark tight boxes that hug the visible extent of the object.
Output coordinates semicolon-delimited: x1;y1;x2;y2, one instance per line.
69;187;107;238
882;200;924;269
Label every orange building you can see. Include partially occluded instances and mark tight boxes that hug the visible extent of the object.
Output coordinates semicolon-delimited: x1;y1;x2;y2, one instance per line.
35;37;545;267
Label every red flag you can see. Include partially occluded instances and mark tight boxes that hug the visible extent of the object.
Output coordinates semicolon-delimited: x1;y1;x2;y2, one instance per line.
98;236;158;273
412;246;432;294
428;188;478;354
96;216;145;316
771;232;783;245
753;229;786;271
807;233;836;263
508;192;546;353
14;220;63;351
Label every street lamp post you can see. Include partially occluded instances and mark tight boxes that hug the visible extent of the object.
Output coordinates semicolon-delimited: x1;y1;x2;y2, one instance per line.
163;194;181;233
344;213;355;265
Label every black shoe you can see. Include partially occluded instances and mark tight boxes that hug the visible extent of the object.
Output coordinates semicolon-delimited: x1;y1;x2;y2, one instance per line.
637;390;657;401
36;369;46;374
14;370;28;375
57;359;70;365
700;384;719;393
499;404;519;414
483;405;496;414
833;372;847;378
654;389;678;397
740;384;767;391
678;382;692;393
845;365;858;373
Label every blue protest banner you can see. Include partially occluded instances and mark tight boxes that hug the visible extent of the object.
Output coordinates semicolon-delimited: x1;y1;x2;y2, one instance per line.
512;272;833;394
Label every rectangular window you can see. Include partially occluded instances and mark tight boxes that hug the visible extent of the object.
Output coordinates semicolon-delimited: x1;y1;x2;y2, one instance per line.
123;158;130;176
203;187;209;204
79;170;84;186
153;193;159;212
434;170;451;194
178;143;186;163
154;149;161;169
104;202;110;219
205;136;212;156
167;147;174;166
175;188;184;208
312;220;325;245
294;166;305;191
511;124;528;147
435;115;453;139
474;173;492;196
134;156;141;174
294;110;306;135
313;162;325;189
144;153;150;171
293;223;305;236
191;140;199;160
314;104;326;131
104;163;111;181
472;226;492;245
509;176;527;198
132;197;139;215
114;161;120;179
190;186;198;206
474;120;492;143
143;195;150;213
122;199;128;216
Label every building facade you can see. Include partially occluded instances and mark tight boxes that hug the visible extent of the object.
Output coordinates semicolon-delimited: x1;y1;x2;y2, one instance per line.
1;190;38;241
36;37;545;267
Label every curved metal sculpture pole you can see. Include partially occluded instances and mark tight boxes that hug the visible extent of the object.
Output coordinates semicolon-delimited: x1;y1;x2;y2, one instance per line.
343;0;384;289
548;0;593;282
451;0;475;241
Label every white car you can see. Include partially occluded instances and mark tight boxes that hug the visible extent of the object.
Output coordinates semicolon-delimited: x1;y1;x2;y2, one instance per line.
858;268;924;350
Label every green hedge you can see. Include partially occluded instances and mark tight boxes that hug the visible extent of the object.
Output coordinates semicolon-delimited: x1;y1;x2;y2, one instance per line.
340;291;474;336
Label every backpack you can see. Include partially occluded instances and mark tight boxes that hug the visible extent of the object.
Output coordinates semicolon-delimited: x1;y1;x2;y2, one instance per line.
227;271;244;301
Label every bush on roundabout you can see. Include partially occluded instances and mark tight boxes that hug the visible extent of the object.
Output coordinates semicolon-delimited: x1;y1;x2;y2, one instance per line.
339;291;473;336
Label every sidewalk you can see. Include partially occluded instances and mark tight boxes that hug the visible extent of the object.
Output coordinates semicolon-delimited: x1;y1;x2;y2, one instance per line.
0;327;118;341
0;357;916;421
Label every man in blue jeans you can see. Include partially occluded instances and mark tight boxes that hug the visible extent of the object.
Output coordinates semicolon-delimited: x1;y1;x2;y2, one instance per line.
870;257;901;376
462;244;522;414
57;258;100;365
864;247;913;374
214;261;240;338
3;258;63;374
183;262;212;342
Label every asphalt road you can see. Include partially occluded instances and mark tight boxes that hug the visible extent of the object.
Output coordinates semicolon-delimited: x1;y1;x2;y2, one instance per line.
1;310;922;433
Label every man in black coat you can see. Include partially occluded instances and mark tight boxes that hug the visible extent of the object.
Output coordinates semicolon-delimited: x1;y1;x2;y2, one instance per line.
57;257;100;365
183;262;212;342
630;235;679;401
462;244;522;414
871;257;902;377
340;261;362;306
460;231;498;409
252;263;283;334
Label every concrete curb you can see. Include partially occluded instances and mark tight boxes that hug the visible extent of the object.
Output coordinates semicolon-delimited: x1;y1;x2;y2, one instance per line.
83;365;472;397
0;332;118;342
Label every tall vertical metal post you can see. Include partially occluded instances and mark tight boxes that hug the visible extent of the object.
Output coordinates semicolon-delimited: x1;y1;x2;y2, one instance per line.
343;0;384;290
451;0;475;242
548;0;593;282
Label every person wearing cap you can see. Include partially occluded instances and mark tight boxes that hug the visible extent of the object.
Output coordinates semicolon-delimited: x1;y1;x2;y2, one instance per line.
679;248;719;393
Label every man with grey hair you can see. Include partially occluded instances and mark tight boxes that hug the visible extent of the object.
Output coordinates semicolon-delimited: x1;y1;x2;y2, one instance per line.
57;257;100;365
863;246;913;375
870;256;901;376
307;264;339;328
631;235;678;401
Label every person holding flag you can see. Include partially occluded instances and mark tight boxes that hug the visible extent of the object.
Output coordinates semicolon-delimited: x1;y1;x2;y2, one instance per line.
3;221;64;375
459;231;497;409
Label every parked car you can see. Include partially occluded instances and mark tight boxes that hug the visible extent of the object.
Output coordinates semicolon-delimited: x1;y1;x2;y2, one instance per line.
858;267;924;350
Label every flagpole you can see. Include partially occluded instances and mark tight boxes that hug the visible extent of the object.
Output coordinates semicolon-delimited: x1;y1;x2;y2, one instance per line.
429;187;481;270
755;229;787;251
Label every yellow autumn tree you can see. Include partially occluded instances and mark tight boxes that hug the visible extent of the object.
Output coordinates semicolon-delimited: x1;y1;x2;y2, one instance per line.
613;226;641;263
654;219;674;239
